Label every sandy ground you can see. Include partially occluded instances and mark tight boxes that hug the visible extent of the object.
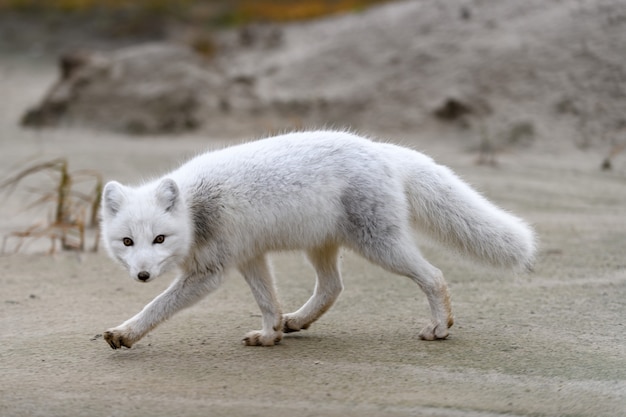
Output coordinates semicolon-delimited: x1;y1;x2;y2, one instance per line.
1;57;625;417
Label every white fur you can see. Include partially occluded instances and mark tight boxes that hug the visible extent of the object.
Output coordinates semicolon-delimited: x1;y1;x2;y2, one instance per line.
100;130;536;349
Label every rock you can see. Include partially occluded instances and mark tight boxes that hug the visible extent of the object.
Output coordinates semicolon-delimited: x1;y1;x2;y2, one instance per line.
22;44;220;134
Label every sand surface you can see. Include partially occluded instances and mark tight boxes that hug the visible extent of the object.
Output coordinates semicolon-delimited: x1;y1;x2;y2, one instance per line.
1;13;626;417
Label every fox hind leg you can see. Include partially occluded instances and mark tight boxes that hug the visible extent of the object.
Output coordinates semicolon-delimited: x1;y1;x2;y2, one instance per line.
239;255;284;346
283;244;344;333
357;233;454;341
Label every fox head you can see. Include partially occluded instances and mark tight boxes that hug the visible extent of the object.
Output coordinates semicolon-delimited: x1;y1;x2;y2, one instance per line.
101;178;192;283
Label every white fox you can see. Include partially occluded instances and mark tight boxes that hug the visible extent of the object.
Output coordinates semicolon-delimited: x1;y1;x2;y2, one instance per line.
101;130;536;349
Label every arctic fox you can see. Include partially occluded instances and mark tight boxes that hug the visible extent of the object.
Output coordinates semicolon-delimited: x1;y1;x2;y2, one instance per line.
101;130;536;349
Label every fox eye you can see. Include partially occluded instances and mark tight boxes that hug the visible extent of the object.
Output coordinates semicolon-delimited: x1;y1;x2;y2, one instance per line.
153;235;165;244
122;237;134;247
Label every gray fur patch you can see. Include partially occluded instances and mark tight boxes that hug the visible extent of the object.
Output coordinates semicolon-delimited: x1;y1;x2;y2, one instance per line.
339;181;401;249
188;179;223;247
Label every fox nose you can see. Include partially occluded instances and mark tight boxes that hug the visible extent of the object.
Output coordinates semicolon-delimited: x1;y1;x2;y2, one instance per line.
137;271;150;282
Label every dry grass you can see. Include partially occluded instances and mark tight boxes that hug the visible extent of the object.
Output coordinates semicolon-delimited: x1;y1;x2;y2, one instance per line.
0;158;102;254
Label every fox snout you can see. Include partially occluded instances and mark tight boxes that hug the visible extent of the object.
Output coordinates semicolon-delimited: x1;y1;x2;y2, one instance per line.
125;249;171;283
137;271;151;282
130;266;157;283
127;257;174;283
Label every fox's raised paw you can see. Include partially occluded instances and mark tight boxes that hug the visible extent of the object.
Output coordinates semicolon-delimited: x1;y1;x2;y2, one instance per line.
418;322;450;341
103;328;134;349
242;330;283;347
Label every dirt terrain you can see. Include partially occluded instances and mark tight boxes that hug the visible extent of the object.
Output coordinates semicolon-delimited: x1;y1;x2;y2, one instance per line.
1;58;625;416
1;1;625;416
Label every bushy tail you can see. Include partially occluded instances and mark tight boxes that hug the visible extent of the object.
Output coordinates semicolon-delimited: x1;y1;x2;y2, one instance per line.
406;161;536;271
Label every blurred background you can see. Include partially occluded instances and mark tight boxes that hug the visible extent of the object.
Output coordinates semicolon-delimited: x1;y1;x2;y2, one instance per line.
0;0;390;52
0;0;624;152
1;4;625;417
0;0;625;252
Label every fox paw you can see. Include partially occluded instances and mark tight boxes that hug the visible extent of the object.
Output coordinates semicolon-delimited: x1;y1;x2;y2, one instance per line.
282;314;311;333
103;327;135;349
418;322;450;341
242;330;282;346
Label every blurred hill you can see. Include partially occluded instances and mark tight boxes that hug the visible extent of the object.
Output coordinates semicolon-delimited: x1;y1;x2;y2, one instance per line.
8;0;626;155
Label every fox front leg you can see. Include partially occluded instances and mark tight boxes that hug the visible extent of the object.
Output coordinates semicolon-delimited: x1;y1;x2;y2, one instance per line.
238;255;284;346
104;272;223;349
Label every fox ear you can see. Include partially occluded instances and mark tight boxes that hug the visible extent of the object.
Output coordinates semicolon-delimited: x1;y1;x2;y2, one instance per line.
102;181;126;217
155;178;180;212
